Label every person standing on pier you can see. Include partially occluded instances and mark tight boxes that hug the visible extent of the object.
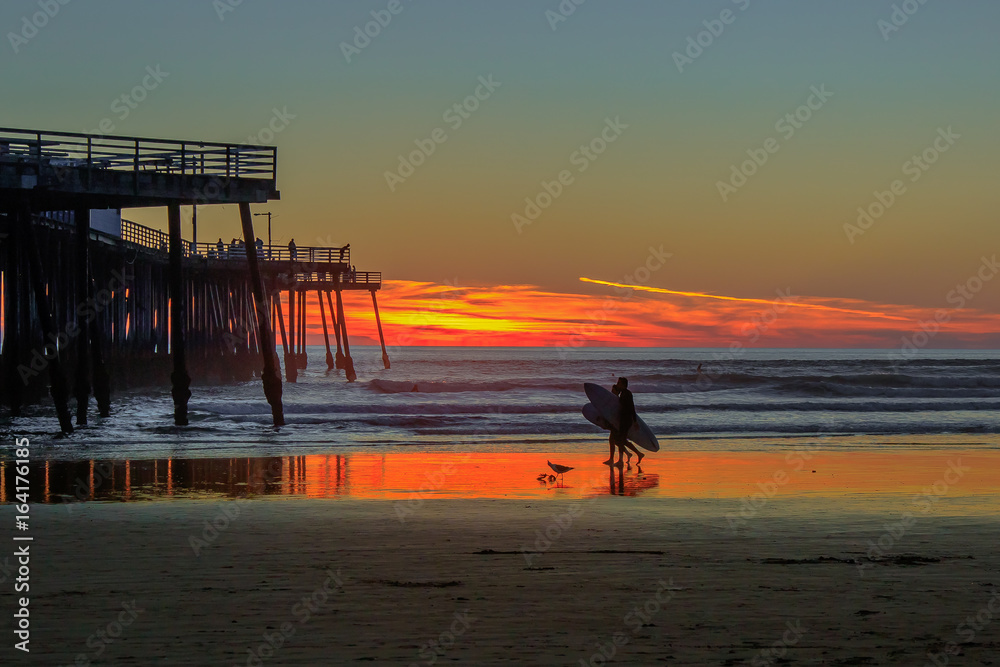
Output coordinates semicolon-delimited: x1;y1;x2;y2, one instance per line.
256;237;264;258
216;238;224;258
289;238;297;261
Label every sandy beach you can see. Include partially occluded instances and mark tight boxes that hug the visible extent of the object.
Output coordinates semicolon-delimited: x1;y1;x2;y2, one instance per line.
4;487;999;666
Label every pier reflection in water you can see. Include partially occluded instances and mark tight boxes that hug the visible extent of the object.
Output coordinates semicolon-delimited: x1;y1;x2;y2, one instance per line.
0;453;660;503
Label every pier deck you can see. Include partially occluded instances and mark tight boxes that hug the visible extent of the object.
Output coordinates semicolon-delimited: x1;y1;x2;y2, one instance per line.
0;127;278;210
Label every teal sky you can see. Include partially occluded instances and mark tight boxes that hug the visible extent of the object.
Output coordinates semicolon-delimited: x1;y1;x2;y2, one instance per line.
3;0;999;311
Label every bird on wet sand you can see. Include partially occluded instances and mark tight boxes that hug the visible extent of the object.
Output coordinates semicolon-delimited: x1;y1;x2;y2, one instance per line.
547;461;574;482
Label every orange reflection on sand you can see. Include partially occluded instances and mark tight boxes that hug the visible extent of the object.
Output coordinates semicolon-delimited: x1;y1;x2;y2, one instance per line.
6;451;1000;509
286;453;660;499
288;451;1000;505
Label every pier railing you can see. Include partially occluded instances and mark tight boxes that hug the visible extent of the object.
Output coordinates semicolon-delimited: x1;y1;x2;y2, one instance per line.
120;219;353;267
193;242;350;264
343;271;381;286
121;217;169;250
294;271;381;286
0;127;277;180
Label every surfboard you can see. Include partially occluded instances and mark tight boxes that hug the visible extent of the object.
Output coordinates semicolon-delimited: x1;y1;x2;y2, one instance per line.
582;401;659;453
583;382;660;452
583;402;615;431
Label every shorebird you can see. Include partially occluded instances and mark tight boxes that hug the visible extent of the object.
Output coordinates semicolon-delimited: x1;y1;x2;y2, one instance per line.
547;461;574;482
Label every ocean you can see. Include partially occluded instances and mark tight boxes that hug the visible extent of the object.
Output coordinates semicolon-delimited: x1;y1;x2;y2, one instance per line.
4;347;999;463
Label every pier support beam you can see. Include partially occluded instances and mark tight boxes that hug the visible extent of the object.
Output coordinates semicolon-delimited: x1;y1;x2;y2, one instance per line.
371;290;390;370
275;293;290;379
3;216;23;416
74;208;91;425
318;290;335;370
297;290;307;369
327;290;344;370
271;294;277;353
239;203;285;426
21;204;74;434
167;204;191;426
88;275;112;417
335;289;357;382
286;288;297;382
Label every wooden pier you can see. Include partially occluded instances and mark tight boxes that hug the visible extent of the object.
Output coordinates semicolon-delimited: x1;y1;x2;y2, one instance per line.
0;127;388;434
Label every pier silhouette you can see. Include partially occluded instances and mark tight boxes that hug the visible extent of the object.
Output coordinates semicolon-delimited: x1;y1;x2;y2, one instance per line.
0;126;388;433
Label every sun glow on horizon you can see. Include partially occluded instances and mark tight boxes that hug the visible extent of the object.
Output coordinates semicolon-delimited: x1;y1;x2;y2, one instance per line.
288;280;1000;350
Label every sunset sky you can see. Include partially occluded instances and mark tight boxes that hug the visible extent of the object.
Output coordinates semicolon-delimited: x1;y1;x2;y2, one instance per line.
5;0;1000;346
337;278;1000;349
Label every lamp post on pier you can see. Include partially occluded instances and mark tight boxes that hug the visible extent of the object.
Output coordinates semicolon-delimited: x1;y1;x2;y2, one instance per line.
254;211;274;257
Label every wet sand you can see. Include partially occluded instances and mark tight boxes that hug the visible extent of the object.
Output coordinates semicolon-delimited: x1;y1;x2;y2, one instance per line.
6;447;1000;506
4;494;999;666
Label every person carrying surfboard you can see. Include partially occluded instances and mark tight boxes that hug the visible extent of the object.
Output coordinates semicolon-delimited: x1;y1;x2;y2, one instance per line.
616;377;644;466
605;377;644;466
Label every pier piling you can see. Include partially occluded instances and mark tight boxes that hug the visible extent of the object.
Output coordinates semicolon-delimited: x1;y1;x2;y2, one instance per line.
287;288;297;382
335;289;356;382
327;290;345;370
238;203;284;427
167;204;191;426
275;293;291;379
3;218;24;416
22;203;74;434
372;291;390;370
87;275;112;417
297;290;307;369
74;208;91;425
318;290;335;370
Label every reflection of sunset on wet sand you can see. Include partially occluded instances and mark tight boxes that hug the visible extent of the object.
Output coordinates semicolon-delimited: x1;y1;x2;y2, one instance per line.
7;451;998;511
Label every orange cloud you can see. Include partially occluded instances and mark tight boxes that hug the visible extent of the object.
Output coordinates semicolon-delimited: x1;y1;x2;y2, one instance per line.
287;280;1000;349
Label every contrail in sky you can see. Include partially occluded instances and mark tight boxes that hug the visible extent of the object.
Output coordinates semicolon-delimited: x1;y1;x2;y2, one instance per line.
579;278;911;321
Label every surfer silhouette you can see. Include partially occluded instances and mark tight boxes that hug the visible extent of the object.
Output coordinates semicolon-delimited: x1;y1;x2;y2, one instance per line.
603;377;643;467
